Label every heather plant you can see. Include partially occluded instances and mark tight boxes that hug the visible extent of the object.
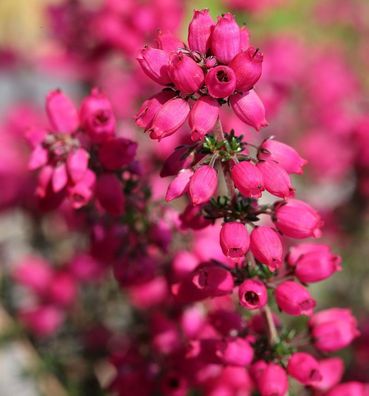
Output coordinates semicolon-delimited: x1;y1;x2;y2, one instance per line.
1;3;369;396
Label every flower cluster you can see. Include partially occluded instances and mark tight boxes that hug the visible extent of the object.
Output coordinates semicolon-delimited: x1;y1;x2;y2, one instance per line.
136;10;266;142
28;88;136;212
1;3;369;396
130;9;365;396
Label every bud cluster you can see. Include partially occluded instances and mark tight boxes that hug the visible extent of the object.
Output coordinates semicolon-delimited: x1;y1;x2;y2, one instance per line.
136;10;267;141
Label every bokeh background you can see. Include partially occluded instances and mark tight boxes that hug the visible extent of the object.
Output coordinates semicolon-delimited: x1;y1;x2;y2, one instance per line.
1;0;369;394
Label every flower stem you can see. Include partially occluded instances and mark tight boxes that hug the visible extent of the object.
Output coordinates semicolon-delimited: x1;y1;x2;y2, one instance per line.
213;119;237;200
264;305;279;346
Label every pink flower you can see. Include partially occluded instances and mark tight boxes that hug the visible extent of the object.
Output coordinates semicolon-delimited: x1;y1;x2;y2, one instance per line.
98;137;137;170
171;251;199;281
188;165;218;205
188;9;214;54
46;89;79;133
137;46;171;85
230;90;268;130
160;147;194;177
135;90;175;130
220;221;250;259
189;96;220;141
149;97;190;140
309;308;359;352
311;358;345;392
250;226;283;271
258;363;288;396
47;271;77;307
211;13;241;64
69;253;105;282
258;139;307;174
155;30;184;52
169;52;204;94
287;352;322;385
191;262;234;297
205;65;237;98
326;382;367;396
19;305;64;337
288;243;342;283
273;199;323;239
215;338;254;366
275;280;316;316
229;47;263;91
66;148;89;183
68;169;96;209
231;161;264;198
257;160;295;199
79;89;116;143
12;256;53;296
179;204;212;230
96;174;125;216
165;169;193;201
238;279;268;310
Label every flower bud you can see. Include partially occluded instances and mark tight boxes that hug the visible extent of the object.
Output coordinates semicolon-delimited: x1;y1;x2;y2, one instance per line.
96;174;125;216
250;226;283;271
259;139;307;174
220;221;249;259
205;56;217;68
68;169;95;209
205;65;237;98
165;169;193;201
275;280;316;316
155;30;184;51
211;13;241;64
80;89;116;143
309;308;359;352
231;161;264;198
240;26;250;51
19;305;64;337
98;137;137;170
289;244;342;283
189;96;220;141
179;204;212;230
287;352;322;385
188;9;214;54
215;338;254;366
257;160;295;199
46;89;79;133
326;382;367;396
273;199;323;239
238;279;267;310
230;90;268;130
160;147;194;177
311;358;344;392
137;46;171;85
168;52;204;94
13;256;53;295
189;165;218;205
135;90;175;130
67;148;89;184
229;47;263;91
258;363;288;396
149;97;190;140
191;262;233;297
171;251;199;281
48;272;77;307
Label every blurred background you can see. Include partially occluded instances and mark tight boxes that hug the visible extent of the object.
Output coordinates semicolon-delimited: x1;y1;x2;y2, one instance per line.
1;0;369;394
